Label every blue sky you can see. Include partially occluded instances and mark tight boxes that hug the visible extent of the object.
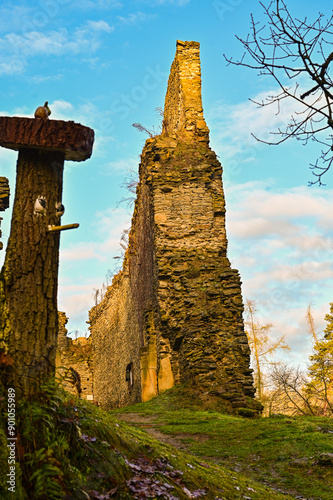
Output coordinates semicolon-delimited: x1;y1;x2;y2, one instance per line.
1;0;333;366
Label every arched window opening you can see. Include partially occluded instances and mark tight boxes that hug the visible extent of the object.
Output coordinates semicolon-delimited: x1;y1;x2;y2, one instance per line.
126;363;134;389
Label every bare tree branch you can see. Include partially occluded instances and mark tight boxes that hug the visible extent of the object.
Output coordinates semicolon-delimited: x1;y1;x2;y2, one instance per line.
224;0;333;185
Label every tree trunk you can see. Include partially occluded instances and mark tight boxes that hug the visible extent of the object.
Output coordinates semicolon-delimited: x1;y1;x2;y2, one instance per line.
0;149;64;395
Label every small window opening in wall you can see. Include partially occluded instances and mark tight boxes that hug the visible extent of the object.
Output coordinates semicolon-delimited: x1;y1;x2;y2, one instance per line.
126;363;134;389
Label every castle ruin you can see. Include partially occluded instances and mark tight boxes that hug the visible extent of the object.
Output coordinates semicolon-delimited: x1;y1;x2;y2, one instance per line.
56;312;94;400
86;41;260;413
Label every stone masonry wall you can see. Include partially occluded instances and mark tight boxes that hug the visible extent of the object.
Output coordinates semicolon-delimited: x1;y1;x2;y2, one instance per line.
89;40;260;414
162;40;209;143
89;173;158;409
0;177;9;251
56;312;94;401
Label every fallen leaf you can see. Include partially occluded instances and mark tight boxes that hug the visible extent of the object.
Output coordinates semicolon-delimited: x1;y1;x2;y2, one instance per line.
183;486;195;498
192;489;207;498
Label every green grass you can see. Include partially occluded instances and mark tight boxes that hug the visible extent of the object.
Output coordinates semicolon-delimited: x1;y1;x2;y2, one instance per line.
0;381;292;499
115;385;333;500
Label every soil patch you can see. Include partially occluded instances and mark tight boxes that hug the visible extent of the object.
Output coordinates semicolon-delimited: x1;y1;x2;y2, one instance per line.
116;413;209;451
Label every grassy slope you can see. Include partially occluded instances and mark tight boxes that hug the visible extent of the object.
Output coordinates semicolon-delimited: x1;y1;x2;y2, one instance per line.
0;383;293;500
115;385;333;500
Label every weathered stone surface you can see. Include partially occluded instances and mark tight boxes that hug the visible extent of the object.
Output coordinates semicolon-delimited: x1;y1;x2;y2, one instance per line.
89;41;260;414
56;312;94;400
89;178;157;409
162;40;209;143
0;177;9;212
0;116;94;161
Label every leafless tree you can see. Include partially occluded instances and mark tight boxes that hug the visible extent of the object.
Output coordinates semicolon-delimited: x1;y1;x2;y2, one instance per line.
224;0;333;185
244;299;289;401
269;362;316;415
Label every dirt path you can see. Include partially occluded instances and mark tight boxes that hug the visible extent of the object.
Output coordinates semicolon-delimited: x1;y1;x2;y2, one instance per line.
116;413;192;451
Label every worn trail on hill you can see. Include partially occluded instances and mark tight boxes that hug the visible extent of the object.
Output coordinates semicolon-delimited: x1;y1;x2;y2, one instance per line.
116;413;196;451
115;413;313;500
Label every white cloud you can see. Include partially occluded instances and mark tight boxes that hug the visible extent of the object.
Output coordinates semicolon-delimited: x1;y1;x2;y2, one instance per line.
227;184;333;253
225;182;333;363
0;57;26;75
60;243;101;262
0;21;114;75
58;206;131;332
208;86;330;177
0;5;34;33
58;281;95;335
49;100;115;152
4;30;82;56
86;20;115;32
59;206;131;264
70;0;123;9
36;98;116;162
117;12;156;24
228;182;333;220
144;0;190;4
95;206;132;239
32;73;64;83
103;158;139;174
52;99;74;114
209;90;294;149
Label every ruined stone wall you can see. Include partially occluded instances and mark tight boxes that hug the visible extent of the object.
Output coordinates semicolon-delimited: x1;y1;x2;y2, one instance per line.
162;40;209;142
56;312;94;400
89;175;158;409
89;40;260;414
0;177;9;250
138;137;256;411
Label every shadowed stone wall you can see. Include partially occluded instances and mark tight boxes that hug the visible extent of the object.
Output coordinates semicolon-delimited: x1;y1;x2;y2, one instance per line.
89;40;260;414
56;312;94;400
88;172;157;409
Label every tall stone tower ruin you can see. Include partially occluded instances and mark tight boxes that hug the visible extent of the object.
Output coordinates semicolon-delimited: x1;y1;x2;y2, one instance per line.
89;41;260;413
